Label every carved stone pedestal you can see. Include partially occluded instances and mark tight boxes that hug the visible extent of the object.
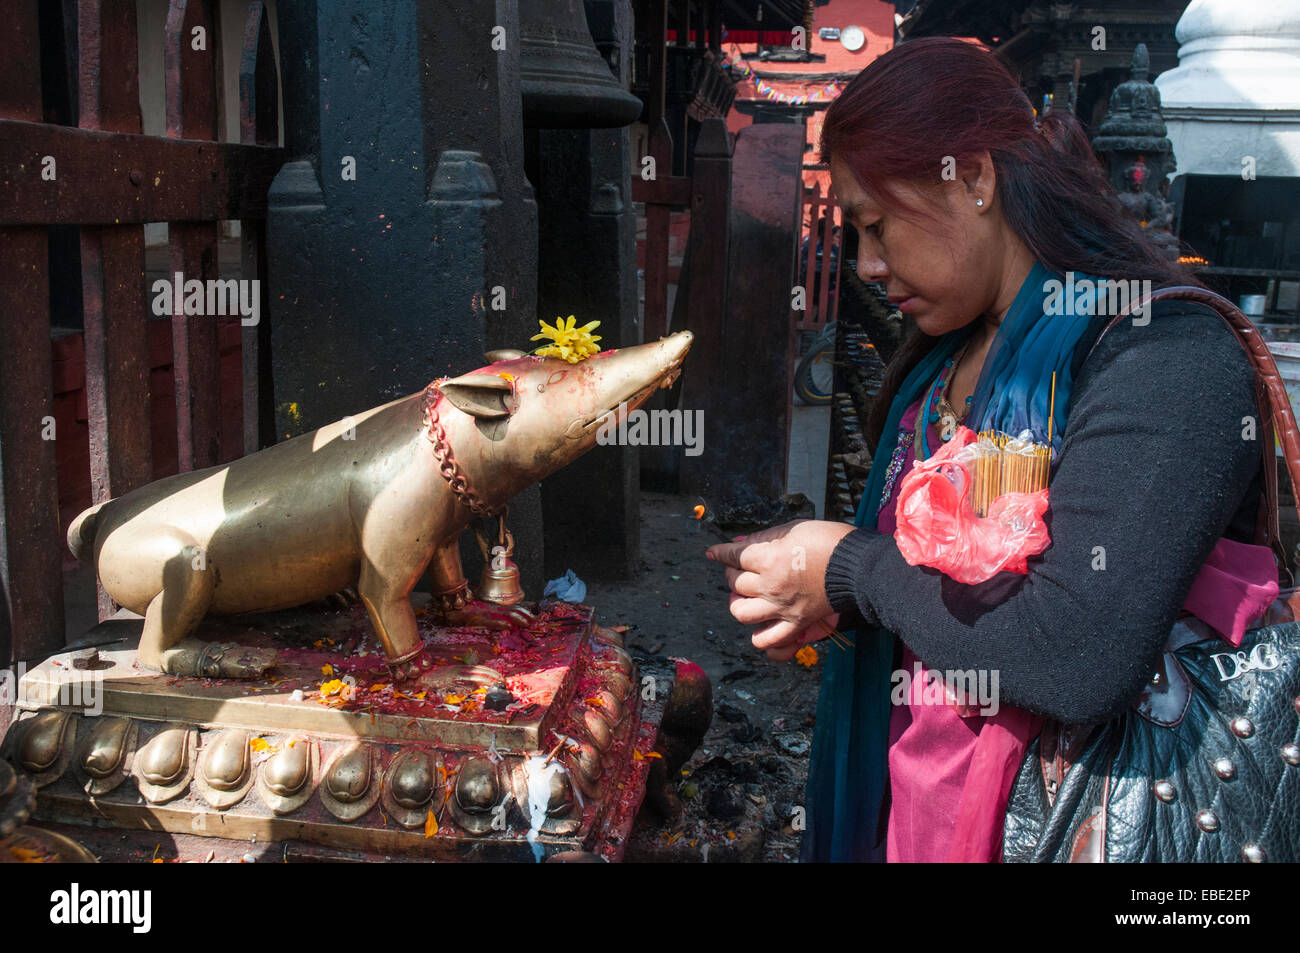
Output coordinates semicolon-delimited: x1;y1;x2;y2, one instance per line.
1;599;668;862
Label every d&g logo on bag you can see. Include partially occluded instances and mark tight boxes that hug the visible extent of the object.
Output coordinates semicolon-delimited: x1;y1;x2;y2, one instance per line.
1211;641;1281;682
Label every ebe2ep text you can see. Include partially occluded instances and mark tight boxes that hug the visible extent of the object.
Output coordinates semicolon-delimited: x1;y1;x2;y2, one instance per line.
1132;890;1251;904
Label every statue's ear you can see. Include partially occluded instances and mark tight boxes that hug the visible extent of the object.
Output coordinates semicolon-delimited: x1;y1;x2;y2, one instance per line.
437;373;513;419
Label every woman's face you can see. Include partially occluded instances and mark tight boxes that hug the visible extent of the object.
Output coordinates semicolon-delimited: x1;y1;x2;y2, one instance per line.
829;155;1009;336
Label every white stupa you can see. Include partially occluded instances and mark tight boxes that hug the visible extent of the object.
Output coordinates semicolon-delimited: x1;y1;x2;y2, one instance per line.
1155;0;1300;178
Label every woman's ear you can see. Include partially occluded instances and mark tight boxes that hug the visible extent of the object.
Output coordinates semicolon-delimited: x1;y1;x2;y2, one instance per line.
959;150;997;211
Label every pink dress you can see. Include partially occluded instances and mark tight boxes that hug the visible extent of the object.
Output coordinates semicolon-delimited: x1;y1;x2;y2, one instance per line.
873;399;1279;863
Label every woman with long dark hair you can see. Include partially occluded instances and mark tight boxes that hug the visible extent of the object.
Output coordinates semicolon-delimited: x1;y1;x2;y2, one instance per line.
706;38;1274;861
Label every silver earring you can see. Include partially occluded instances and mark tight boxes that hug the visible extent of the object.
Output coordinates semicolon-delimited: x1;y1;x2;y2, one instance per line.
975;198;985;207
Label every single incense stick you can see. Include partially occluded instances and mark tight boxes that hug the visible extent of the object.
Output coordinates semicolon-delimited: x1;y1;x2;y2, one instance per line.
542;737;568;765
1048;371;1057;447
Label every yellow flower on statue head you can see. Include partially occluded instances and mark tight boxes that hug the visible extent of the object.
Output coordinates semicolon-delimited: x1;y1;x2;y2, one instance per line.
530;315;602;364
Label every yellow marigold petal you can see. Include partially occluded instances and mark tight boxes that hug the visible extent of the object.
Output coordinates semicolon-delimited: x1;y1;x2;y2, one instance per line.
424;809;438;838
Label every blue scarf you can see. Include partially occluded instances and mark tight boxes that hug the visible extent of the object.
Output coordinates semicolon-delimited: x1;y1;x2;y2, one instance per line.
800;261;1099;862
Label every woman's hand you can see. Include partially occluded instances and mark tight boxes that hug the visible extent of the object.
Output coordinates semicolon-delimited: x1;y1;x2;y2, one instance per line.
705;519;856;660
759;612;843;662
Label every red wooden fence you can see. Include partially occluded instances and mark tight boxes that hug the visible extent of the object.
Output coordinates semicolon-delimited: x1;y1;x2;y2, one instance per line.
52;320;246;565
796;181;844;332
631;118;692;343
0;0;283;666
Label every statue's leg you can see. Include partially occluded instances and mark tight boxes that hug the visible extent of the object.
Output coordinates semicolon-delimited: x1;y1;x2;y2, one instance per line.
358;557;430;681
426;540;473;612
356;551;431;676
136;535;275;679
427;539;533;630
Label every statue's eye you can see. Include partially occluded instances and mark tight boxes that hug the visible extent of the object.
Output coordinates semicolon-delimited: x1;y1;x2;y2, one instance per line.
547;370;567;386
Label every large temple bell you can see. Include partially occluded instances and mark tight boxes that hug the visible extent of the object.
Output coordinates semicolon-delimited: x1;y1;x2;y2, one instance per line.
519;0;643;127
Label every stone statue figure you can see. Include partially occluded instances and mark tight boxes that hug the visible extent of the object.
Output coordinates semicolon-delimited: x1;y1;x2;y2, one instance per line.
1092;44;1181;260
1118;157;1176;233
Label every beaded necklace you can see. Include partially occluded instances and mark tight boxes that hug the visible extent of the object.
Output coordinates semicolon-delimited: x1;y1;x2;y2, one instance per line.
919;343;974;460
877;342;976;517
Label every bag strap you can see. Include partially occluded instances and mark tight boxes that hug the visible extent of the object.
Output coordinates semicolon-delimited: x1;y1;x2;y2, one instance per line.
1085;285;1300;584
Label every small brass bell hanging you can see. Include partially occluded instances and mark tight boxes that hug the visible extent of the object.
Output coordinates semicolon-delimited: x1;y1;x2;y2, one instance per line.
472;508;525;606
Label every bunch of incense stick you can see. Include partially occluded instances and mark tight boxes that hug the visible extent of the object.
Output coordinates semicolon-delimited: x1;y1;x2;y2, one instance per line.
969;432;1052;516
968;373;1057;517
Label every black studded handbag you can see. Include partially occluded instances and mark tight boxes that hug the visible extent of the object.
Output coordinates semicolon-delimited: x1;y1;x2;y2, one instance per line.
1001;288;1300;863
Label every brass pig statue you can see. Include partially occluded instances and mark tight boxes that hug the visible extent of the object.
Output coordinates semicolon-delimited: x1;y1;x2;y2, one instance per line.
67;332;692;681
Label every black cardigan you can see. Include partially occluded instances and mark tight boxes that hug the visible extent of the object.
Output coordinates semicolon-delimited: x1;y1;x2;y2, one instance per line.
823;300;1265;724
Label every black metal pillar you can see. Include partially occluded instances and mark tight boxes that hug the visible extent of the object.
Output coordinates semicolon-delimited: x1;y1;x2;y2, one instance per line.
536;0;642;581
266;0;544;596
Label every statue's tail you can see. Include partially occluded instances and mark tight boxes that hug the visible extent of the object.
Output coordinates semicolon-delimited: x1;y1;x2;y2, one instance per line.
66;501;106;562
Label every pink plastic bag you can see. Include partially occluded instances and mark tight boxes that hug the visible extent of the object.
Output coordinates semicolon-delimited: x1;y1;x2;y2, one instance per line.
893;426;1050;584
